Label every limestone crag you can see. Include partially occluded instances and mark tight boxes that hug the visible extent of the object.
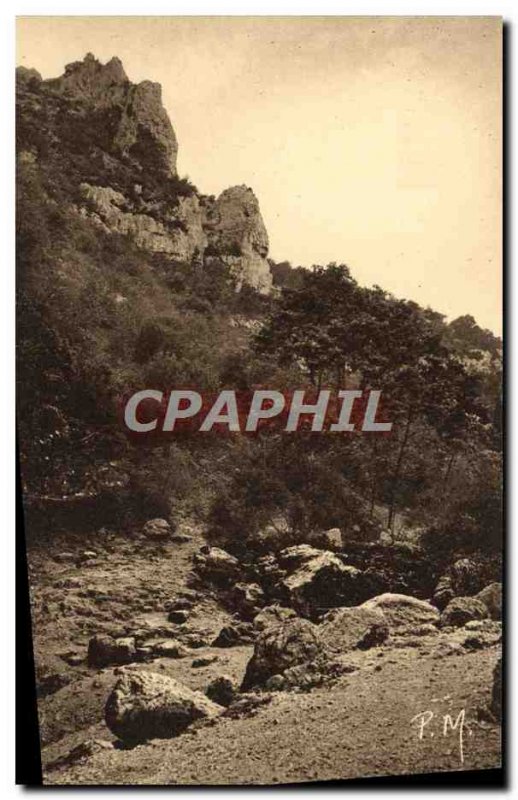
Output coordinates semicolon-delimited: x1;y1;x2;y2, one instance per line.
16;54;273;292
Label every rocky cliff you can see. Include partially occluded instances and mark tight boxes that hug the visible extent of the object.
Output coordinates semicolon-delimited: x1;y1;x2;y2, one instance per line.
16;54;272;293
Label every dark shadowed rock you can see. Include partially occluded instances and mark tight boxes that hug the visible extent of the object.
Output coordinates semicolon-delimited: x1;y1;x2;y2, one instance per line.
206;675;236;707
88;634;137;667
440;596;489;628
232;582;265;620
432;574;455;611
476;582;502;621
241;617;325;691
320;606;389;653
279;545;365;616
253;605;298;631
105;671;222;742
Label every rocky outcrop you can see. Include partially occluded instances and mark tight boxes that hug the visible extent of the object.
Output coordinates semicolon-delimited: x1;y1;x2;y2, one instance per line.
205;186;272;292
17;54;273;293
105;671;222;742
45;53;178;176
439;596;488;628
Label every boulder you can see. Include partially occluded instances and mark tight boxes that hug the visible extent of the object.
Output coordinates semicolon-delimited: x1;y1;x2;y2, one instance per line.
280;547;364;616
206;676;236;707
361;593;440;631
253;605;297;631
105;671;222;742
88;635;137;667
440;596;489;628
241;617;325;691
319;606;389;653
142;518;172;541
194;547;241;584
491;656;502;720
476;582;502;621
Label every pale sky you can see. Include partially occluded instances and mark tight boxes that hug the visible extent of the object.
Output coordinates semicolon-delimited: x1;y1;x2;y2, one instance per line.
17;16;502;334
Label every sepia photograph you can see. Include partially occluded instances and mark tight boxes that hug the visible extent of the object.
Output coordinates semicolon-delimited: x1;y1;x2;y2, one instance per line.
15;15;503;786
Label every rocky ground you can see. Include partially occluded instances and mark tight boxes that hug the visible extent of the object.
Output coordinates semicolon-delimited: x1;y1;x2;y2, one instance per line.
26;520;502;786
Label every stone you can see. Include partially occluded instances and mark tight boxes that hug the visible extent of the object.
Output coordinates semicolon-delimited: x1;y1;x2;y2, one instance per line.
194;547;241;584
361;593;440;631
279;546;365;616
87;634;136;667
149;640;189;659
253;605;297;631
192;656;218;668
54;552;75;563
212;625;241;648
105;671;222;742
432;574;455;611
232;582;265;620
319;606;389;653
475;582;502;621
167;609;189;625
206;676;236;707
321;528;343;550
241;617;325;691
142;518;171;541
440;596;489;628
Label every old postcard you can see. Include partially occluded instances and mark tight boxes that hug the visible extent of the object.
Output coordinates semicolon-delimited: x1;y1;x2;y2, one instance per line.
16;16;502;785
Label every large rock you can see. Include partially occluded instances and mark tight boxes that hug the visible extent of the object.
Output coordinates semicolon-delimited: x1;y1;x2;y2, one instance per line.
105;671;222;742
194;546;241;585
476;583;502;621
361;593;440;631
241;617;325;691
319;606;389;653
440;596;489;628
142;518;172;541
88;635;136;667
279;545;365;616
